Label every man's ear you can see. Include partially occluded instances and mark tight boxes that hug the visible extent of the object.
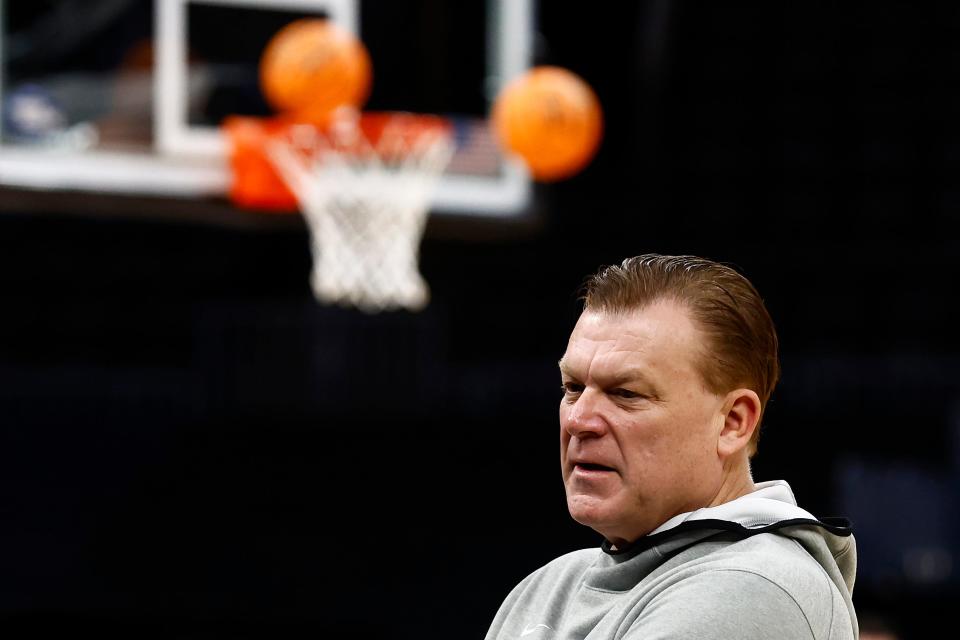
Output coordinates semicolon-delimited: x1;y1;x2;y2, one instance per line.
717;389;762;458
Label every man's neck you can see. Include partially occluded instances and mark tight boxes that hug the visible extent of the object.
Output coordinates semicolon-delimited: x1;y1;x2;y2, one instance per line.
607;461;756;552
708;456;756;508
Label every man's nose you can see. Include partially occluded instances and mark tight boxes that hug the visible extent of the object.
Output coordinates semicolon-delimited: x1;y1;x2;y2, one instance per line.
563;389;608;438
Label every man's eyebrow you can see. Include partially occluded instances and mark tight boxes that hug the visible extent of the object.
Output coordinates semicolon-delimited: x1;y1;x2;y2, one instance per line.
605;368;655;386
598;368;662;398
558;362;657;391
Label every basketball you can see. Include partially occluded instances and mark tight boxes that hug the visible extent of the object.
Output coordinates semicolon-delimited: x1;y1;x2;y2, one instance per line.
492;66;603;181
260;19;372;121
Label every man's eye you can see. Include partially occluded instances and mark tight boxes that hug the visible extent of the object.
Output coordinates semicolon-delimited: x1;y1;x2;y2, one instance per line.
611;388;643;399
562;383;584;394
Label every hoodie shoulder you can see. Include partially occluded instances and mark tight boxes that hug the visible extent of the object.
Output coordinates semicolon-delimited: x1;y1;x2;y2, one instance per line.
521;547;600;590
623;566;818;640
485;548;600;640
492;547;600;611
642;532;855;640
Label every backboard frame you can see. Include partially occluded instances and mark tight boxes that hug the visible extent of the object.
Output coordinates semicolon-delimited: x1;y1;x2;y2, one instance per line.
0;0;535;218
155;0;534;216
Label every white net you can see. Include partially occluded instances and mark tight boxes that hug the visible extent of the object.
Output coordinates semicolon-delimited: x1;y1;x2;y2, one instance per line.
267;111;455;312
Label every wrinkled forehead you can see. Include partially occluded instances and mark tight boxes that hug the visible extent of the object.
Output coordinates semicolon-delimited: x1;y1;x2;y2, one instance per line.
561;302;709;382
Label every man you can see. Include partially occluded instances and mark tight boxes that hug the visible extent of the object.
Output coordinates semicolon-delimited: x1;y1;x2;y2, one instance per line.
486;255;858;640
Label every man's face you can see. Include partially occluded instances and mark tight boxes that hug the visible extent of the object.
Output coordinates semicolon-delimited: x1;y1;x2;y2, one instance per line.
559;300;728;545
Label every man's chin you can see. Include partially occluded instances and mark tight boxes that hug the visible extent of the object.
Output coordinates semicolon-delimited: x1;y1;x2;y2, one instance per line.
566;494;618;530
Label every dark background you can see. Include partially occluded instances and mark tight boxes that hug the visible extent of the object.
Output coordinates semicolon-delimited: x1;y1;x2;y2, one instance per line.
2;1;958;638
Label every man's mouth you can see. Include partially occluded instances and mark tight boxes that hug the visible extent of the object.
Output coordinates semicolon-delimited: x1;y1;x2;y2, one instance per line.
575;462;616;472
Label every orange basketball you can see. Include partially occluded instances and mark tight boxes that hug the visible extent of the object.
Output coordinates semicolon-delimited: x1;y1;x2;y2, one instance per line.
260;19;372;121
492;66;603;181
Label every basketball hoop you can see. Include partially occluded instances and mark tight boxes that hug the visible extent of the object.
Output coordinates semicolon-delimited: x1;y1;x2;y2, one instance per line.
222;19;457;312
227;110;454;312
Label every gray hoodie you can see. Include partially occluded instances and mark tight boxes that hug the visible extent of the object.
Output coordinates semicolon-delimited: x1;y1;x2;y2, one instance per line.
485;480;858;640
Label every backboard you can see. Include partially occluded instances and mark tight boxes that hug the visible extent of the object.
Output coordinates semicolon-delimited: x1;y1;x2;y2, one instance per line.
0;0;534;218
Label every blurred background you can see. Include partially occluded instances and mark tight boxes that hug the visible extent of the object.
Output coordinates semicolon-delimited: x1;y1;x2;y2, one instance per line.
1;1;957;638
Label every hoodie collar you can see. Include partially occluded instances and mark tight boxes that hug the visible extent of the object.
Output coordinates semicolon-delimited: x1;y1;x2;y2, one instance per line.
602;480;852;557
